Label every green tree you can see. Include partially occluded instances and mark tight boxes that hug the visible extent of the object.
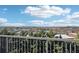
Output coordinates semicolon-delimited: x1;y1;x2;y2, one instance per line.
0;28;9;35
76;32;79;39
46;30;56;38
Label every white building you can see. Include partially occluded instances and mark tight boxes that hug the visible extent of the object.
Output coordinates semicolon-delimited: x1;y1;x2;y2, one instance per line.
54;34;74;39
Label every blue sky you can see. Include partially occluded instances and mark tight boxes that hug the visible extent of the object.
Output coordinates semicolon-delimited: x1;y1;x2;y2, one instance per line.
0;5;79;27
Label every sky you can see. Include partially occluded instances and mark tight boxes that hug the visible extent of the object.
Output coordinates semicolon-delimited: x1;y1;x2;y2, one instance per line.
0;5;79;27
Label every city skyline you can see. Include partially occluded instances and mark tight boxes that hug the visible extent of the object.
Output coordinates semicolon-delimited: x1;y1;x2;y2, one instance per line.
0;5;79;27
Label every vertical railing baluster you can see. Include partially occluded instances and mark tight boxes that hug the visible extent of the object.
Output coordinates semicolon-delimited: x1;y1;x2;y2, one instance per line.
46;40;48;53
69;43;72;53
15;38;16;53
74;42;76;53
53;41;55;53
24;39;26;52
0;37;1;53
18;38;20;53
30;39;31;53
65;42;68;53
26;39;28;53
35;39;38;53
57;41;59;53
9;38;10;52
32;39;34;53
6;37;8;53
49;41;51;53
43;41;44;53
61;42;63;53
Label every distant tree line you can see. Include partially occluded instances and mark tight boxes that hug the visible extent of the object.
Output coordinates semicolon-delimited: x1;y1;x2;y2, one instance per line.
0;28;56;38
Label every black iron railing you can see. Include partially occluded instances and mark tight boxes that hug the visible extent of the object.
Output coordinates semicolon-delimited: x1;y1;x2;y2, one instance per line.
0;35;78;53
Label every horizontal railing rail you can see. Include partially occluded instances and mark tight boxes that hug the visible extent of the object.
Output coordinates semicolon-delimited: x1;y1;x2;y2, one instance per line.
0;35;74;42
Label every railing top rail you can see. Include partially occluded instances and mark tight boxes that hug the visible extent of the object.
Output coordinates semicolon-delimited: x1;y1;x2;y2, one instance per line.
0;35;74;42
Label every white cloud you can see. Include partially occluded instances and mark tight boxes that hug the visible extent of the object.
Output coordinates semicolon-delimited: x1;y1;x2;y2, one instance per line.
30;20;54;26
53;12;79;26
3;8;8;11
30;19;79;27
31;20;44;25
1;8;8;14
1;23;26;27
67;12;79;20
0;18;7;24
30;20;67;27
0;18;26;27
24;5;71;18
